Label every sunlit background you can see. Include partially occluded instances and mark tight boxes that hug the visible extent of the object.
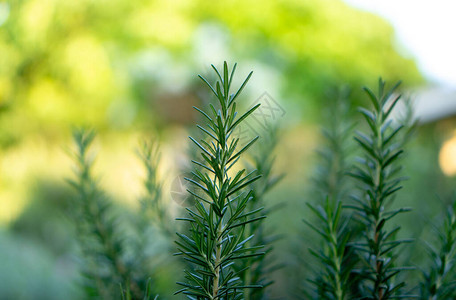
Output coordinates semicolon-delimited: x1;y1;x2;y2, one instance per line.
1;0;455;298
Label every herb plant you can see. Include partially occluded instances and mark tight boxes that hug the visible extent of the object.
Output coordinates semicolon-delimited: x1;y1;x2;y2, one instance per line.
240;126;283;300
68;129;138;298
68;129;157;300
61;63;456;300
304;91;357;299
420;194;456;299
349;79;413;298
175;62;266;299
136;140;171;235
134;139;180;298
305;198;354;299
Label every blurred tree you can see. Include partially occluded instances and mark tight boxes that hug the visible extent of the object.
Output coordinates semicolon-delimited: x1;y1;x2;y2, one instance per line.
0;0;422;147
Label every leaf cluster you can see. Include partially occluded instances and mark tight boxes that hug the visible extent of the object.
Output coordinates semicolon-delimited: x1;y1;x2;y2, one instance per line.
175;62;266;299
420;194;456;299
63;65;456;300
238;127;284;300
305;198;355;300
68;129;159;299
305;91;357;300
136;140;172;235
349;79;414;299
313;87;355;202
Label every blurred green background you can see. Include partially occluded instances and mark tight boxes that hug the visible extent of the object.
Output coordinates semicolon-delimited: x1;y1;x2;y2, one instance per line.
1;0;455;298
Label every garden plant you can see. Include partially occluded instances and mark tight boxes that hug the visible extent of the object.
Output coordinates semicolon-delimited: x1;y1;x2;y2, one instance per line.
66;62;456;299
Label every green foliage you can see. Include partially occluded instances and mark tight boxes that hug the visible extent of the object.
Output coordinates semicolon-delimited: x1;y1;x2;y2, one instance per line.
197;0;422;112
304;91;357;299
67;129;156;299
305;198;354;300
0;0;426;236
312;88;355;202
134;139;181;297
349;79;414;298
0;0;423;148
121;278;158;300
239;126;283;300
175;62;265;299
420;195;456;299
38;63;456;300
68;129;130;298
136;140;170;234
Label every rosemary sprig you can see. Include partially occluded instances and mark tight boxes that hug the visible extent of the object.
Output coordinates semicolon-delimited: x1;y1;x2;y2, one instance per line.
305;91;357;300
420;194;456;299
68;130;135;298
136;140;171;234
68;129;153;299
349;79;413;299
241;126;284;300
175;62;265;299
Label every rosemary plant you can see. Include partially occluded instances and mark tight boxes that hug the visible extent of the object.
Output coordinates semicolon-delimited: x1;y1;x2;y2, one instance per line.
240;126;283;300
175;62;265;299
121;278;157;300
305;91;356;300
420;194;456;299
68;129;130;298
68;129;153;300
136;140;170;234
312;88;354;202
349;79;413;299
305;198;354;299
